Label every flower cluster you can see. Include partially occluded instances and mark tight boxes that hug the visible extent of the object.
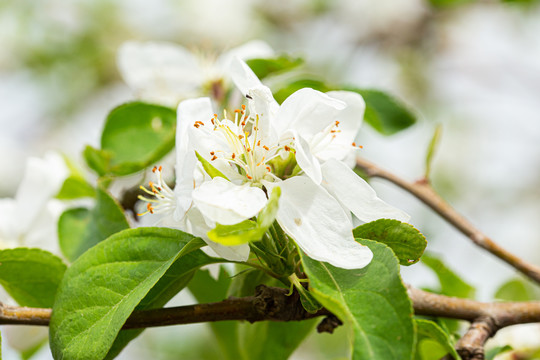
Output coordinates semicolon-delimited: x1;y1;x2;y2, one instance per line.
139;56;409;270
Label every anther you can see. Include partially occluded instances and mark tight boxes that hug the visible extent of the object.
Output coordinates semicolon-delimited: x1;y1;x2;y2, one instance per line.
284;145;291;151
263;145;269;150
211;155;218;161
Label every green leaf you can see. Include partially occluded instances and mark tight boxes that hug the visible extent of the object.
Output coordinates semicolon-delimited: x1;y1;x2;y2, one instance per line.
422;254;475;299
346;88;416;135
222;266;316;360
105;241;217;359
246;56;303;79
83;145;111;177
87;102;176;176
241;320;317;360
258;187;281;229
208;220;259;246
0;249;66;308
58;186;129;262
227;266;271;298
290;273;322;313
415;319;460;360
425;124;442;180
188;268;244;360
494;278;540;301
353;219;426;266
485;345;512;360
195;151;229;180
21;338;47;360
273;78;331;104
56;176;96;200
208;187;281;246
301;239;415;359
50;227;204;360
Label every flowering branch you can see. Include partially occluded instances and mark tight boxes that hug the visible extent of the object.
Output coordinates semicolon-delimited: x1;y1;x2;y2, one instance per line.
355;157;540;284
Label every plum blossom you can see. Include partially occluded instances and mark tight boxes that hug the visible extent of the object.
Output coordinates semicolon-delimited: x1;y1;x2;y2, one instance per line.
140;58;409;270
117;40;274;107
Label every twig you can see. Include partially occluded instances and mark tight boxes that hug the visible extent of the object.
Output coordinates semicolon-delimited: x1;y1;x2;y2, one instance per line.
408;287;540;360
455;317;498;360
356;157;540;284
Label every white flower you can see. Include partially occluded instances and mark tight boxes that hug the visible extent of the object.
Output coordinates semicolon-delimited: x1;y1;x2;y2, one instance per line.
0;152;68;353
0;152;68;253
117;40;274;107
140;58;409;270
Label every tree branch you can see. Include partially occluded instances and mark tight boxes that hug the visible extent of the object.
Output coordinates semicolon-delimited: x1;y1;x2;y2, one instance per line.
3;286;540;358
3;285;540;330
455;316;498;360
356;157;540;284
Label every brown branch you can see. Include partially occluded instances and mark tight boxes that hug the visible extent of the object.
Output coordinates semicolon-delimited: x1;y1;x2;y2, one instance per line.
408;287;540;360
455;316;498;360
3;286;540;358
0;304;51;326
0;285;329;329
123;285;330;329
3;286;540;329
356;157;540;284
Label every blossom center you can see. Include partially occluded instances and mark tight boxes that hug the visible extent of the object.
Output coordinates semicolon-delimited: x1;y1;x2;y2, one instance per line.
195;105;294;184
137;166;176;217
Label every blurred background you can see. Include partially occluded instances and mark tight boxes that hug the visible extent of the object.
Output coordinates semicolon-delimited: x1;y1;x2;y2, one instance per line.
1;0;540;358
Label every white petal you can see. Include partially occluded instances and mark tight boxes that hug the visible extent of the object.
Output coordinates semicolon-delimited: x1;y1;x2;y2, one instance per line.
287;130;322;184
275;88;346;137
275;176;373;269
185;207;250;262
203;241;250;262
175;98;215;216
192;177;267;225
321;159;410;223
246;86;279;142
117;41;202;105
4;325;49;352
0;199;18;247
313;91;366;162
14;152;68;233
216;40;274;72
229;56;265;96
